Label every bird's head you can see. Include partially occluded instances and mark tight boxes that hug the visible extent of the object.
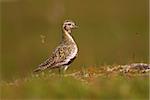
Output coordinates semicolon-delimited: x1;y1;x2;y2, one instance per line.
63;20;78;33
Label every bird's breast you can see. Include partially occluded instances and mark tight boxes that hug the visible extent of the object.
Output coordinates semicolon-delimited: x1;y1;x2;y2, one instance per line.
66;44;78;61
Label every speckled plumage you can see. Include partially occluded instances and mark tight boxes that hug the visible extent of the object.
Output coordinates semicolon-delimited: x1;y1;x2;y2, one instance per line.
34;20;78;72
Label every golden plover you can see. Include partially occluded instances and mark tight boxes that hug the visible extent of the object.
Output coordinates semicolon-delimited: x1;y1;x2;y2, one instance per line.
34;20;78;72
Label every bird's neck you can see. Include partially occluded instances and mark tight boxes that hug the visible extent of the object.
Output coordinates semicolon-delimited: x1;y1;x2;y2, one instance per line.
62;29;75;43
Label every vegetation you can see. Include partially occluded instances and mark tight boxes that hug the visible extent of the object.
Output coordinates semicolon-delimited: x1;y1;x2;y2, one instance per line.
1;65;149;100
1;0;148;99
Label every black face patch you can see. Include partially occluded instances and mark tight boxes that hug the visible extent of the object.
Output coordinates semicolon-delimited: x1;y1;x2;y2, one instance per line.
64;25;69;31
64;26;67;30
64;24;70;32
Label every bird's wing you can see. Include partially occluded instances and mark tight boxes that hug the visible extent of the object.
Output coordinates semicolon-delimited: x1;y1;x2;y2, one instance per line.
33;44;72;72
50;44;72;66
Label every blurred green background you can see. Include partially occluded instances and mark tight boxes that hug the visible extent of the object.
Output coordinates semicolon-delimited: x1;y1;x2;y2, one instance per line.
1;0;149;81
0;0;149;99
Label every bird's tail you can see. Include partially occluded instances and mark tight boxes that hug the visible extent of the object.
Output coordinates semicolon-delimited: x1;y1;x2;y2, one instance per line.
33;66;48;72
33;67;42;72
33;59;52;72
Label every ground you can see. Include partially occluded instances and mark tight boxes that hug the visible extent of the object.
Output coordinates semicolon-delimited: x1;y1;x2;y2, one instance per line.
1;64;149;100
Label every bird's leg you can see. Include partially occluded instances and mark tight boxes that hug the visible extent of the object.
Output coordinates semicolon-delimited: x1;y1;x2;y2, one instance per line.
58;66;68;78
58;66;64;78
58;67;62;76
63;65;69;72
62;65;69;76
58;68;60;74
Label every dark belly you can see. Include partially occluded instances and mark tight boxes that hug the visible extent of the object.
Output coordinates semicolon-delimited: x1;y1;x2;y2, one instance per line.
64;56;77;66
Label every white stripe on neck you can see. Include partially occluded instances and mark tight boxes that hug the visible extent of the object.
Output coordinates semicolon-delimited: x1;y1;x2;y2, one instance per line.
64;30;75;43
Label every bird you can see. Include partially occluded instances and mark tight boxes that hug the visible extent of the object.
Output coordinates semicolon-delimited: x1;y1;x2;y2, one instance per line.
33;20;78;73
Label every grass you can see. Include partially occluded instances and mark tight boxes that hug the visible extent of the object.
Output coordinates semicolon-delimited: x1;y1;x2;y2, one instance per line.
0;65;149;100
